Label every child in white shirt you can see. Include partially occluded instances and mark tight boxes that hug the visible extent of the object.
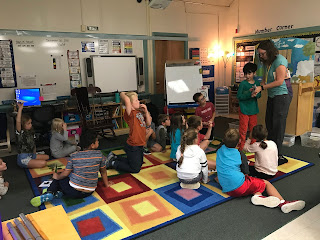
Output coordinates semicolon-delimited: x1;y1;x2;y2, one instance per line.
243;125;278;179
176;128;211;184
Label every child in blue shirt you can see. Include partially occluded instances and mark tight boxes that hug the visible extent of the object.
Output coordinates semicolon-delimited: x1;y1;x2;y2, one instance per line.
170;113;186;161
216;128;305;213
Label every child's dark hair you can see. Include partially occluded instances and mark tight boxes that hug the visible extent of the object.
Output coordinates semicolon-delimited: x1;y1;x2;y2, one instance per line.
193;92;202;103
79;129;98;150
187;115;202;129
243;62;257;75
178;128;198;168
252;125;268;149
170;113;185;141
158;114;168;125
223;128;240;148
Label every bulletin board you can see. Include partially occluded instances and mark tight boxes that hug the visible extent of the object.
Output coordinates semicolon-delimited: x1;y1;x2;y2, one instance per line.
233;27;320;85
0;31;144;103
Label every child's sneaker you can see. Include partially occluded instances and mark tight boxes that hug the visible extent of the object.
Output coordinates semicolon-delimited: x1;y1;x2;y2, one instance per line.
279;200;305;213
143;148;151;155
251;195;281;208
30;192;54;207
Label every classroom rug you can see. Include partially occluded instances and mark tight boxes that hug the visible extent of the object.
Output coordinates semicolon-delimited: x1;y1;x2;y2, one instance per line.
25;142;314;240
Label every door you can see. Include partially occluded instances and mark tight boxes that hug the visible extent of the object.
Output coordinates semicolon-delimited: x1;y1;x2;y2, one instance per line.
155;40;185;94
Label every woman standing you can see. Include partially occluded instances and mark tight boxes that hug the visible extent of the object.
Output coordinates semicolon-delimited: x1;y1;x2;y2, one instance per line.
252;40;291;165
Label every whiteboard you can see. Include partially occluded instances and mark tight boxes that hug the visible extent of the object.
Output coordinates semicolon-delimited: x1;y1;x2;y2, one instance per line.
92;56;138;93
165;65;203;104
0;33;144;103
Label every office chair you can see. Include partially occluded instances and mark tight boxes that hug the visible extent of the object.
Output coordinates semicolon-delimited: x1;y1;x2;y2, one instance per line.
32;105;55;147
71;87;116;139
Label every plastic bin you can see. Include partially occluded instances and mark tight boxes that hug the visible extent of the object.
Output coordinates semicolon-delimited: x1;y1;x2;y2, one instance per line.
67;125;82;137
282;134;295;147
228;121;239;129
300;132;320;148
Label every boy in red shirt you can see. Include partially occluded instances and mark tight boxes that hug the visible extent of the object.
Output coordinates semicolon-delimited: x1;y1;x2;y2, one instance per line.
193;93;215;141
107;92;151;173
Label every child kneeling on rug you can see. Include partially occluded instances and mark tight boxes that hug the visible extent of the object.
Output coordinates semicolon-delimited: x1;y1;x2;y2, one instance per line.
176;128;215;187
216;128;305;213
30;130;113;207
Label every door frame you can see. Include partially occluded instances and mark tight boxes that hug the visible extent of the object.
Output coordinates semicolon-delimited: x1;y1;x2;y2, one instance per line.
152;32;189;94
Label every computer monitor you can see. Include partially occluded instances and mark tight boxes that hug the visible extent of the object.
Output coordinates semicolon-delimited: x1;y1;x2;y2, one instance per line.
15;88;41;107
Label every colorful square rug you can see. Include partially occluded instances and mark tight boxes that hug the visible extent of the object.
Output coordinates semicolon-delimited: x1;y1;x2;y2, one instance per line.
25;143;313;240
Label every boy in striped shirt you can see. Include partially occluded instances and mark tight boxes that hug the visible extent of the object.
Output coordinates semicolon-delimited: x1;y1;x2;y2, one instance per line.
31;130;112;207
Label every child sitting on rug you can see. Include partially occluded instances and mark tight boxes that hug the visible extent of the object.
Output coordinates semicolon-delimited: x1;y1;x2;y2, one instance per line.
243;125;278;179
50;118;79;158
187;115;213;151
193;92;215;141
0;158;9;199
145;116;163;154
30;130;113;207
107;92;151;173
216;128;305;213
156;114;171;152
176;128;216;185
16;102;49;169
170;113;186;161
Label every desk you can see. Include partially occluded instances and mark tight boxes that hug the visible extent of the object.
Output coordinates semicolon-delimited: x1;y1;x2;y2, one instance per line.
2;205;80;240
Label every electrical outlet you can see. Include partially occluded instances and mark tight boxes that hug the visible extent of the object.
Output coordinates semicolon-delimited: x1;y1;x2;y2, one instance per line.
81;25;86;32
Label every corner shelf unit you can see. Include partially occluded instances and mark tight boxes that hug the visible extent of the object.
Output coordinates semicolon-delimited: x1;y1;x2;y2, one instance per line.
215;93;229;115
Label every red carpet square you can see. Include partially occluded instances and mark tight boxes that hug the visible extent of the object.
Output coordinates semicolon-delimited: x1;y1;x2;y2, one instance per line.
77;216;105;237
96;174;151;204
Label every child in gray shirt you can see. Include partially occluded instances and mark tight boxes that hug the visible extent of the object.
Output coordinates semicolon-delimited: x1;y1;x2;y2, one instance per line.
50;118;78;158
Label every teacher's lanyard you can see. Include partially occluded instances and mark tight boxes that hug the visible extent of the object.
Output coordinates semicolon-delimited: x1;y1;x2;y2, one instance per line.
265;65;271;84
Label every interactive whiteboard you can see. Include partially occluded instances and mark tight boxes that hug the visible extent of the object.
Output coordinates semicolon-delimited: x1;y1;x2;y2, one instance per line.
165;65;203;104
92;56;138;93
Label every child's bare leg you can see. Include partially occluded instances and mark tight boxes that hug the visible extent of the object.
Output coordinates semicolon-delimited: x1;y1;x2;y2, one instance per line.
36;154;49;160
263;180;284;200
200;140;210;151
208;160;216;170
28;159;47;168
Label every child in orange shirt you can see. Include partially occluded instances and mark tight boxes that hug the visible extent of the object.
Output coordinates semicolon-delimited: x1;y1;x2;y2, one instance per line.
107;92;151;173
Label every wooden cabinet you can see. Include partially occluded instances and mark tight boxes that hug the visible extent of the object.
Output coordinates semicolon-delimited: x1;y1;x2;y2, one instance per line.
257;83;315;136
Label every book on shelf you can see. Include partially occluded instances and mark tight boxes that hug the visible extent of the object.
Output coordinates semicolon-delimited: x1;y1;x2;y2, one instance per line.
112;119;119;129
112;106;120;117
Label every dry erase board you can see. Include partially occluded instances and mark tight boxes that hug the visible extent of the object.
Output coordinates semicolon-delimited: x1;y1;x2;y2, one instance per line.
165;65;203;104
91;55;138;93
0;32;144;103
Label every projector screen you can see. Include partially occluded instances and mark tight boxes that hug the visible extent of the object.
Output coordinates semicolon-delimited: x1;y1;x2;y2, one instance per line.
92;56;138;93
165;65;203;104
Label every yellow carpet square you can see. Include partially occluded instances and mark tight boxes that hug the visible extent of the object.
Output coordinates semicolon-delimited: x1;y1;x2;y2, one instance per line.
111;182;132;193
132;200;159;217
151;151;171;162
278;156;309;173
112;149;126;155
207;153;217;161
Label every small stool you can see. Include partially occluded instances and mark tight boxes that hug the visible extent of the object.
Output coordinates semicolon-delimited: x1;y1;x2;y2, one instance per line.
180;182;200;189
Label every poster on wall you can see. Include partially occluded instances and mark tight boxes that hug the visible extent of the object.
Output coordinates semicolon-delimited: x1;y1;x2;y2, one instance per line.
81;41;95;52
0;40;17;88
99;39;109;54
124;41;133;54
112;40;121;54
67;50;81;88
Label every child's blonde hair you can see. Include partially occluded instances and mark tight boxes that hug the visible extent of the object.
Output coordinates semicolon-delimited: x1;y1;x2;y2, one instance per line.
178;128;198;168
51;118;64;134
21;114;31;130
125;92;138;103
223;128;240;148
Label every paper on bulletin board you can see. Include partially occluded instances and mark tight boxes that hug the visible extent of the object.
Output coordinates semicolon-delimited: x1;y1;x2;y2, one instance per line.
70;80;81;88
69;67;80;74
81;41;95;52
19;74;37;87
41;83;57;101
198;86;209;101
112;40;121;53
99;39;109;54
124;41;133;54
70;73;80;81
68;59;79;67
68;50;79;59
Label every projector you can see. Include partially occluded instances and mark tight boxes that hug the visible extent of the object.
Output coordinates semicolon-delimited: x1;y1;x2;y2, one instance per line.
149;0;172;9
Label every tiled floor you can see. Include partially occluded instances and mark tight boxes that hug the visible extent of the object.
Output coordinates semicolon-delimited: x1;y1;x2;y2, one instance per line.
263;204;320;240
